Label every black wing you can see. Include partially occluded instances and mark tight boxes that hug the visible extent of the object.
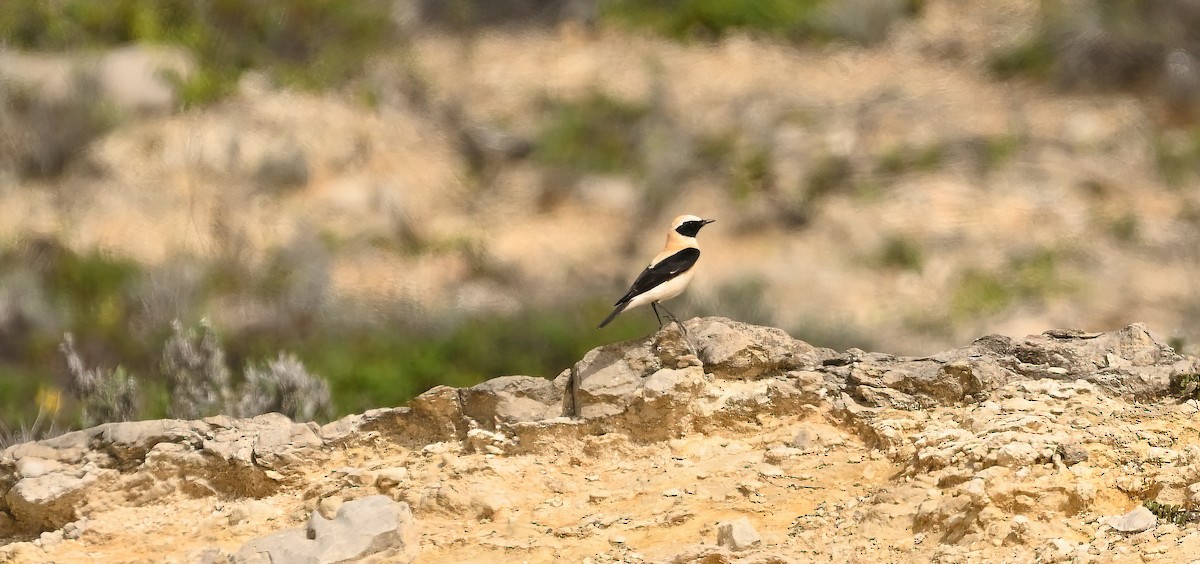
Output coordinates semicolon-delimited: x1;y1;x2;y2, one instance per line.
615;247;700;305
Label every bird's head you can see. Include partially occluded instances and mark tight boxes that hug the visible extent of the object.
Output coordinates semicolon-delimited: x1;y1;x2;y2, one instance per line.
671;214;715;238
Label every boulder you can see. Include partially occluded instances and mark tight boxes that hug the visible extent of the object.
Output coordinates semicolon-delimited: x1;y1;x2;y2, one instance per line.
716;517;762;552
237;495;418;564
461;376;561;428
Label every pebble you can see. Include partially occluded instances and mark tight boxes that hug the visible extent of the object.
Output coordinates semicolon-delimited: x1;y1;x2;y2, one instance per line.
662;488;682;497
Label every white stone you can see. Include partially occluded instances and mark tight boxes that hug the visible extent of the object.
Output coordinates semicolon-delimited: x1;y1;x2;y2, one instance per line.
717;517;762;552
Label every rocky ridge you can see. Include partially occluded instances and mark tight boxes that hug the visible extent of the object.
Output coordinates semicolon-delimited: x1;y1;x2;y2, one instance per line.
3;318;1200;562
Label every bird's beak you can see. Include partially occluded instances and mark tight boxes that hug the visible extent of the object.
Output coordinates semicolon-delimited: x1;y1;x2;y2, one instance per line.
703;219;716;225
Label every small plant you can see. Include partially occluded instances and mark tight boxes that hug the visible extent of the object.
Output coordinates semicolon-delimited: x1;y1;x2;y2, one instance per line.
535;90;649;174
61;333;139;426
161;319;232;419
601;0;917;45
950;249;1072;319
163;319;333;422
731;145;775;200
804;153;855;201
971;134;1024;176
1170;373;1200;401
1108;212;1140;243
1143;500;1200;526
876;235;924;271
0;407;61;450
876;142;945;177
236;352;333;422
1153;128;1200;187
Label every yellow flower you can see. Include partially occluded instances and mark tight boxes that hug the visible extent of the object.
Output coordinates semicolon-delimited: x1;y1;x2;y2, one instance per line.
36;386;63;416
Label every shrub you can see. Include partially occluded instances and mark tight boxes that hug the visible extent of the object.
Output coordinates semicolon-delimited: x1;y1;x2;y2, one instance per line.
161;319;231;419
61;333;139;426
876;235;924;271
236;352;332;422
601;0;919;45
950;249;1072;320
535;90;649;174
0;0;399;105
989;0;1200;93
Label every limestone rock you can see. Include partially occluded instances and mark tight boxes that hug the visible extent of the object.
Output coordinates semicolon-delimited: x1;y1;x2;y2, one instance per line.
716;517;762;551
237;495;418;564
689;317;832;380
571;340;660;419
461;375;561;428
1108;506;1157;533
1057;442;1089;466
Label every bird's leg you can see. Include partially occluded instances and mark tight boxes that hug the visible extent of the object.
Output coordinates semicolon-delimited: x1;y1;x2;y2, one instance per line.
656;302;692;340
652;301;665;328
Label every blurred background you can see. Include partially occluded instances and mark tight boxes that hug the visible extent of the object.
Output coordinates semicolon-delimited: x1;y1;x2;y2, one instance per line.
1;0;1199;439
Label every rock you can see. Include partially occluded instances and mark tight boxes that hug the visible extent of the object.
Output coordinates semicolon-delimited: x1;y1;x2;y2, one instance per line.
14;458;63;479
193;547;234;564
689;318;831;380
1187;483;1200;508
5;469;109;530
461;376;561;428
237;495;418;564
254;142;310;192
0;510;14;535
0;46;194;114
470;493;509;520
1108;506;1157;533
317;495;345;519
62;518;87;540
1057;442;1089;466
375;467;409;488
570;341;658;419
716;517;762;551
996;442;1040;468
37;530;63;548
642;368;704;401
94;45;195;114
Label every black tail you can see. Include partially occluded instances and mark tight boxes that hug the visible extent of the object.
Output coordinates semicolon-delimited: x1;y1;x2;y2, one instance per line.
597;302;629;329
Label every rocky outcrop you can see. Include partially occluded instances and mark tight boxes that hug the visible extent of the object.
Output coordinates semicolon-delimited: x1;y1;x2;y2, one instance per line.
3;319;1200;562
1;414;319;531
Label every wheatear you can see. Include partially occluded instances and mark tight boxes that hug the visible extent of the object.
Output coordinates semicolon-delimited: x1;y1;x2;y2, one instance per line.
598;214;715;330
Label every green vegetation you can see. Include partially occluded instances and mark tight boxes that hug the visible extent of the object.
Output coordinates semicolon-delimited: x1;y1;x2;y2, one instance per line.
602;0;826;42
601;0;920;44
805;153;855;200
1153;128;1200;187
989;35;1057;82
972;135;1024;176
535;91;650;174
1169;372;1200;401
876;142;945;177
1108;212;1140;244
988;0;1196;93
1143;500;1200;526
730;145;775;200
876;235;924;271
0;0;398;105
950;249;1072;319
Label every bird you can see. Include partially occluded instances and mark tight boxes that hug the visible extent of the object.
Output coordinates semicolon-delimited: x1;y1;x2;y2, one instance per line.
598;214;715;330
